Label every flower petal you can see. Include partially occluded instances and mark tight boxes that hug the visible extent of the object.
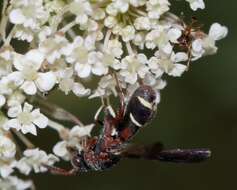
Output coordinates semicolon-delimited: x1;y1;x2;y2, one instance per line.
21;123;37;136
70;124;94;138
32;109;48;128
0;94;6;107
25;49;45;70
7;105;22;118
53;141;68;158
209;23;228;41
72;83;91;97
3;119;21;131
35;72;56;92
168;64;187;77
75;63;91;78
9;9;25;24
21;81;37;95
174;52;188;62
23;102;33;113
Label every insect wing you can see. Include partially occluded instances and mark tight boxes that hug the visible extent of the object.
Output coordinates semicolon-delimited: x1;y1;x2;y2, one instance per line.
121;143;211;163
157;148;211;163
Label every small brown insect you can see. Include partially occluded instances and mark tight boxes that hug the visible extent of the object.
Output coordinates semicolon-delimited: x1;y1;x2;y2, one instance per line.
177;17;205;69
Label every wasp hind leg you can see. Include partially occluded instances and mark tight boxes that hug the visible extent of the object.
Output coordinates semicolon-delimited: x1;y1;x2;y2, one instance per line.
113;72;125;119
43;164;78;176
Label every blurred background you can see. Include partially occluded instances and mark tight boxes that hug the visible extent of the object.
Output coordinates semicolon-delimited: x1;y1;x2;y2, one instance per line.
9;0;237;190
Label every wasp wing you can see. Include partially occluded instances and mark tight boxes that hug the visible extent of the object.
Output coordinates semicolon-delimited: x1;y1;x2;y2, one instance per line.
120;142;164;159
121;143;211;163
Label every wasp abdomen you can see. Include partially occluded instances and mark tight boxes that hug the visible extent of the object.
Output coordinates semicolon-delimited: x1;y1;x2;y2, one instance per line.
118;85;158;141
127;85;157;126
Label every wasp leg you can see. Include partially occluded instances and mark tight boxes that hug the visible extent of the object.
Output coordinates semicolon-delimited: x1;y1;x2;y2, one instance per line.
186;43;192;70
43;164;78;176
113;72;125;119
94;97;109;126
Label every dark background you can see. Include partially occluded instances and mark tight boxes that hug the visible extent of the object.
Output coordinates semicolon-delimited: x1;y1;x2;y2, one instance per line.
3;0;237;190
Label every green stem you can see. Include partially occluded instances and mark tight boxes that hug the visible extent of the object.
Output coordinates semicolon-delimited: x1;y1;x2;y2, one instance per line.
11;129;35;149
34;96;84;126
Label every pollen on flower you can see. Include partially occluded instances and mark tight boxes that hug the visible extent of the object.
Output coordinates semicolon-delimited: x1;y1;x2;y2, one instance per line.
0;0;227;188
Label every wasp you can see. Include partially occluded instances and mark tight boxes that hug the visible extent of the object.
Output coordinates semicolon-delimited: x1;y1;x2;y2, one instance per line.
44;82;211;175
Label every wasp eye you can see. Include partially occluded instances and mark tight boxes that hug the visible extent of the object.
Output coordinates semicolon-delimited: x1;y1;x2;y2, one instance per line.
71;155;81;168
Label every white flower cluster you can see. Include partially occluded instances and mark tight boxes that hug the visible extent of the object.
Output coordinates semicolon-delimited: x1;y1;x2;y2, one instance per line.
0;0;227;188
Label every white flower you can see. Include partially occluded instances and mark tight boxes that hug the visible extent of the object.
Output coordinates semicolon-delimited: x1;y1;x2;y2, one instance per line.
143;74;167;92
12;49;56;95
88;51;109;75
106;39;123;58
0;112;8;130
53;124;94;160
92;8;106;20
111;0;145;13
69;0;92;25
191;39;205;60
89;75;121;99
0;95;6;108
3;102;48;136
56;67;91;96
74;50;109;78
0;176;33;190
7;91;25;107
120;54;149;84
134;17;151;31
0;135;16;178
111;0;129;13
72;83;91;97
39;34;69;64
0;50;12;77
149;51;188;77
67;36;108;78
0;135;16;160
146;0;170;19
16;148;59;175
104;16;117;28
133;32;146;49
200;23;228;55
204;23;228;55
0;74;20;97
13;26;34;42
167;27;182;43
146;27;174;54
208;23;228;41
65;36;97;78
9;0;48;30
106;3;118;16
186;0;205;11
0;161;16;178
38;26;52;42
121;25;135;42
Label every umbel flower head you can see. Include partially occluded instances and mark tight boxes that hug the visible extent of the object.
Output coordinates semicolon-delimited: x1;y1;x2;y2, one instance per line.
0;0;227;188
